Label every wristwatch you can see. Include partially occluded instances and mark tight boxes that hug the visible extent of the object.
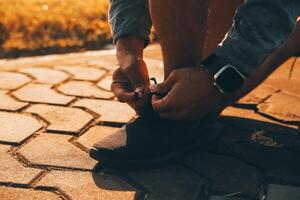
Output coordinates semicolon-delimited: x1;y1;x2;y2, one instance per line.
201;53;245;94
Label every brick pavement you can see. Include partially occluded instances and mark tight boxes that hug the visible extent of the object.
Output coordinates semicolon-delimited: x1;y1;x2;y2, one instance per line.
0;44;299;200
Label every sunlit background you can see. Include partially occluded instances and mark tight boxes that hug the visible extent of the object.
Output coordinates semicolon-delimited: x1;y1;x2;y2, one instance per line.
0;0;111;58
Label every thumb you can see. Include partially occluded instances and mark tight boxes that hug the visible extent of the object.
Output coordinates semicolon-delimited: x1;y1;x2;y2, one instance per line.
149;75;176;95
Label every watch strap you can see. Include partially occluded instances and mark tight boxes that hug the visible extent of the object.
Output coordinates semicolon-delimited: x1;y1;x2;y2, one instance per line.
201;53;228;76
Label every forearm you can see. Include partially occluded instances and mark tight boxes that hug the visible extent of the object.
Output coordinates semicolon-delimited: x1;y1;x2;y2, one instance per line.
116;36;144;57
215;0;300;77
232;43;293;103
215;43;294;112
231;17;300;103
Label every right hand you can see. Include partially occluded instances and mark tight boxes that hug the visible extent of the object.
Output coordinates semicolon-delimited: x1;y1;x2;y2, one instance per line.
111;36;151;114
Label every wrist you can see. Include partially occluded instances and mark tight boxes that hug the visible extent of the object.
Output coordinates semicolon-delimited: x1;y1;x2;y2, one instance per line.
201;53;245;95
116;36;144;59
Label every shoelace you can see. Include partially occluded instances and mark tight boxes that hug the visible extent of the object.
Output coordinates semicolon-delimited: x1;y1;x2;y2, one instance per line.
134;77;167;100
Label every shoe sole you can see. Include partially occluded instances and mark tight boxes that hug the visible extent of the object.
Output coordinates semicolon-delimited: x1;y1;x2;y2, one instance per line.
89;123;222;170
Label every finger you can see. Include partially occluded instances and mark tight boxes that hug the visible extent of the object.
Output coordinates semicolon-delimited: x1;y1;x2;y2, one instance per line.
115;66;149;100
151;93;173;112
127;102;141;115
111;82;136;102
119;60;150;94
112;67;129;83
149;75;176;95
123;59;149;86
151;83;177;112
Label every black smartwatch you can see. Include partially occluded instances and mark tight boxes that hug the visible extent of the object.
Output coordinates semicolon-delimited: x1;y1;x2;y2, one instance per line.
201;53;245;94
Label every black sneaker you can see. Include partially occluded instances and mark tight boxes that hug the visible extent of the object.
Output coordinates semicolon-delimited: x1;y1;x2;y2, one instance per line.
89;112;221;169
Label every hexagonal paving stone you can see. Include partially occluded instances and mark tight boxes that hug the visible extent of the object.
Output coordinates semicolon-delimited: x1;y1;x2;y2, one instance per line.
0;72;31;90
0;112;43;144
97;74;112;91
26;104;93;134
36;171;139;200
144;58;164;83
0;145;42;184
181;153;262;199
19;67;69;84
144;44;163;60
221;106;297;130
18;134;96;170
266;184;300;200
57;81;114;99
87;55;117;71
56;66;106;81
258;92;300;122
13;83;75;105
237;84;279;104
266;78;300;97
289;57;300;79
0;186;60;200
73;99;135;123
77;126;119;150
0;90;28;111
265;58;300;96
127;164;209;200
266;58;294;80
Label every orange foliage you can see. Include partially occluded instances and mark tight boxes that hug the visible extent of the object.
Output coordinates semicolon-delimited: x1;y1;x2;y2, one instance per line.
0;0;111;57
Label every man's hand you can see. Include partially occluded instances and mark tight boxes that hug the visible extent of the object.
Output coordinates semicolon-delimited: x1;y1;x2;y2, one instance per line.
150;67;223;121
111;36;150;114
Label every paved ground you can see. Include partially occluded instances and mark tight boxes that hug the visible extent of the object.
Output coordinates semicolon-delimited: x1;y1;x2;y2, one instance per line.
0;44;299;200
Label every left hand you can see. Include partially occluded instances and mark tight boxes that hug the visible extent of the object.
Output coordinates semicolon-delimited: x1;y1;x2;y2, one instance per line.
149;66;224;121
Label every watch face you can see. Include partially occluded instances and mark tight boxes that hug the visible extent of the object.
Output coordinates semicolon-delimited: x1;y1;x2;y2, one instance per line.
215;66;244;93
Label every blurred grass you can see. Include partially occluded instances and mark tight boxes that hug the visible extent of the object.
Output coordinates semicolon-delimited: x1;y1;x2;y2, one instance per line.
0;0;112;58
